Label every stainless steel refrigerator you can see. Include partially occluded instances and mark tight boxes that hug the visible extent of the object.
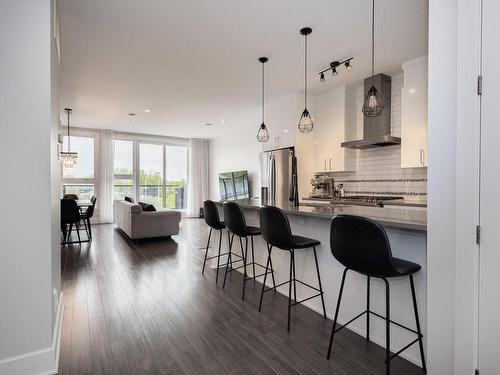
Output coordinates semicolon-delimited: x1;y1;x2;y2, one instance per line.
260;147;298;206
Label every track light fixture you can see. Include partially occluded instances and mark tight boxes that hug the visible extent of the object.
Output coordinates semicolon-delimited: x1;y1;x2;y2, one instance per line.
318;57;354;83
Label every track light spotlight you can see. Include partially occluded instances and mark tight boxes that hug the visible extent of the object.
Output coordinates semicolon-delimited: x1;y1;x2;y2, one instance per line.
320;72;325;83
345;60;352;71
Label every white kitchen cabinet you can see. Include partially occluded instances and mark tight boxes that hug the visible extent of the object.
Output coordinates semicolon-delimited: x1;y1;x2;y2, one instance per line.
310;86;356;173
401;56;428;168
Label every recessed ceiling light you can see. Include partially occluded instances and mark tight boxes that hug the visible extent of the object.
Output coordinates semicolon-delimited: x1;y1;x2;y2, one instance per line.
128;113;136;117
283;129;289;133
205;123;214;126
144;109;151;113
221;119;226;124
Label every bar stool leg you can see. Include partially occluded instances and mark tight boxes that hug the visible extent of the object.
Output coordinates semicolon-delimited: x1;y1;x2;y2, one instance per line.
268;246;277;291
241;236;248;300
223;233;234;288
383;278;391;375
251;235;256;281
367;275;371;340
410;274;427;372
291;249;297;302
287;249;294;332
215;229;223;283
202;228;213;274
312;246;327;318
258;244;272;312
327;268;348;359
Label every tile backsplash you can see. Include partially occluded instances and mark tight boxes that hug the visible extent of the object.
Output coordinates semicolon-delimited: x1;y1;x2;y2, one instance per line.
328;73;427;201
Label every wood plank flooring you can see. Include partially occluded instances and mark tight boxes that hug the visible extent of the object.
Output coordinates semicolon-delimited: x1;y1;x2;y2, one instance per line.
59;219;424;375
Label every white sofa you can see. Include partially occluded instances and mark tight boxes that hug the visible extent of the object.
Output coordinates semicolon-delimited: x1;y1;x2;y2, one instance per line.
113;200;181;239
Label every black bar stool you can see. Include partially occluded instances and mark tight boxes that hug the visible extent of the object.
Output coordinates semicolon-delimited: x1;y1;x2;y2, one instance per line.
327;215;426;375
202;200;241;283
222;201;275;300
259;206;326;332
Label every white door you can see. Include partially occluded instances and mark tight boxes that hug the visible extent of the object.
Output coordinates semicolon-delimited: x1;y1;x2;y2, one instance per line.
479;0;500;372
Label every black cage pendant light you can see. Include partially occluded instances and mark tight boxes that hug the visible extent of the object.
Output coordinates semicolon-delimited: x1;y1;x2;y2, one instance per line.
256;57;270;142
58;108;78;168
362;0;384;118
298;27;314;133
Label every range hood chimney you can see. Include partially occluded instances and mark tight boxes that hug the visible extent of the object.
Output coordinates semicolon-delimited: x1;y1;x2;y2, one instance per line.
341;73;400;149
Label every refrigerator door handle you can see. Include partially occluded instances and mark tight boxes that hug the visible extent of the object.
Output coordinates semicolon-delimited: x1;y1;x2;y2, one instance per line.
271;154;276;201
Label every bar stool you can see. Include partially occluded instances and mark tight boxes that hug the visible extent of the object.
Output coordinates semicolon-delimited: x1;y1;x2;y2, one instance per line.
202;200;241;283
222;201;275;300
327;215;426;375
258;206;326;332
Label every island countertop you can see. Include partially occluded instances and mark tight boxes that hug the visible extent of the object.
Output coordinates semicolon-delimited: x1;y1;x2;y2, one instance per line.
216;198;426;232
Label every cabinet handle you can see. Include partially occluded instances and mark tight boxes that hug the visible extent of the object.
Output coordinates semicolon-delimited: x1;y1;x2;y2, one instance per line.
329;158;332;171
419;149;425;166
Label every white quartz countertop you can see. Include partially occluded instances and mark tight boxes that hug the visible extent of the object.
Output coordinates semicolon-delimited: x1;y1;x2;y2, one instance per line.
216;199;427;232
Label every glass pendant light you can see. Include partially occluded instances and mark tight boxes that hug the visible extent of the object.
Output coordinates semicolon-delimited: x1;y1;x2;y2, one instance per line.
362;0;384;118
58;108;78;168
298;27;314;133
256;57;270;142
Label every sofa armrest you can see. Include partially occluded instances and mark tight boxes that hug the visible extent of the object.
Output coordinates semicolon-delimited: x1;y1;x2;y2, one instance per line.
130;209;181;238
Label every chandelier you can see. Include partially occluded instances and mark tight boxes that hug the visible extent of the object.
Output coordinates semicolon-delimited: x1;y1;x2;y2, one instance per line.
58;108;78;168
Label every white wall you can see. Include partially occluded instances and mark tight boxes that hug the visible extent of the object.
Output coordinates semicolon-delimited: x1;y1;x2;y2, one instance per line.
427;0;458;373
0;0;61;373
208;123;262;200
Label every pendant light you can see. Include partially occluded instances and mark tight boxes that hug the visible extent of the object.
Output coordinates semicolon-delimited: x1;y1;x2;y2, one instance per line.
298;27;314;133
58;108;78;168
256;57;270;142
362;0;384;118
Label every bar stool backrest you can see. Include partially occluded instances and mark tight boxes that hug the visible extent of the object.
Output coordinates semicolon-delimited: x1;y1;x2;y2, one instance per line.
86;196;97;219
63;194;78;200
223;201;247;237
203;200;222;228
330;215;396;277
61;198;80;224
260;206;294;250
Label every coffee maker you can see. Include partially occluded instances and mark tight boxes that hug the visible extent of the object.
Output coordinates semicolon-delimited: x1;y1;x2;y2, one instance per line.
309;175;335;198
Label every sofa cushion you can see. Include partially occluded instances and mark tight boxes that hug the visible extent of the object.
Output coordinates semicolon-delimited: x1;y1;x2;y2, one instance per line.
138;202;156;212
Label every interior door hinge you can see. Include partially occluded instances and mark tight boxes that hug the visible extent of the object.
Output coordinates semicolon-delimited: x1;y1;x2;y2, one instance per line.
478;75;483;95
476;225;481;245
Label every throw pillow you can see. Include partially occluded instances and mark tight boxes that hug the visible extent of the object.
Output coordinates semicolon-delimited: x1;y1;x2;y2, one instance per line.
124;196;135;203
138;202;156;212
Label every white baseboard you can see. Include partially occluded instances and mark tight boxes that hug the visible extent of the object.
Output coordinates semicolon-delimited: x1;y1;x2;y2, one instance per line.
0;293;64;375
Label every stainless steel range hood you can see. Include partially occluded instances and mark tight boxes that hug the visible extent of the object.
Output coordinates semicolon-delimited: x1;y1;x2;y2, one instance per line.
341;73;400;149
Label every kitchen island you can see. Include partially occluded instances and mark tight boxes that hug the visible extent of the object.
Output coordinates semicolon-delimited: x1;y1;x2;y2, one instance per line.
214;199;427;366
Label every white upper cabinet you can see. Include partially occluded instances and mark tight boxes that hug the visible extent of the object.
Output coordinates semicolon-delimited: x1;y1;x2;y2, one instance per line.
401;56;428;168
262;93;300;152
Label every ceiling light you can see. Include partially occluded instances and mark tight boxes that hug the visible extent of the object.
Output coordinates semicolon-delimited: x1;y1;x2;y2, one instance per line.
58;108;78;168
298;27;314;134
144;109;151;113
318;58;353;82
128;113;136;117
362;0;384;118
257;57;270;142
283;129;289;133
205;123;214;126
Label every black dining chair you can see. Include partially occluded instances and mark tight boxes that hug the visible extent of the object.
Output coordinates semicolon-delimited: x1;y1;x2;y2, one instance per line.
259;205;326;332
80;196;97;240
327;215;426;375
63;194;78;200
201;200;242;283
222;201;275;300
61;198;82;244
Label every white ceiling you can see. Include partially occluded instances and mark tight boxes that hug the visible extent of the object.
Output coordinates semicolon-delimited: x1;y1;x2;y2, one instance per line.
60;0;428;139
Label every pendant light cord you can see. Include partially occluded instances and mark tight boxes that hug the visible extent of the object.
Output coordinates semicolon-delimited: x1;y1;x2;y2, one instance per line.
371;0;375;76
66;109;71;152
262;61;265;124
304;33;308;109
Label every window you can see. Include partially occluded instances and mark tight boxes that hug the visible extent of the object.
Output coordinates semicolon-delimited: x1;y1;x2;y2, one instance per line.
165;145;187;209
62;135;96;200
139;143;164;208
113;140;133;200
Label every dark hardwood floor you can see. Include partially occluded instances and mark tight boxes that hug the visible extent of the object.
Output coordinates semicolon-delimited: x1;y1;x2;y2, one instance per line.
59;219;423;375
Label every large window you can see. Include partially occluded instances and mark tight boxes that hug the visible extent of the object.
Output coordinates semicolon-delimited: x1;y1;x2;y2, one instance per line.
62;135;96;200
165;145;187;209
113;140;134;200
139;143;164;207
